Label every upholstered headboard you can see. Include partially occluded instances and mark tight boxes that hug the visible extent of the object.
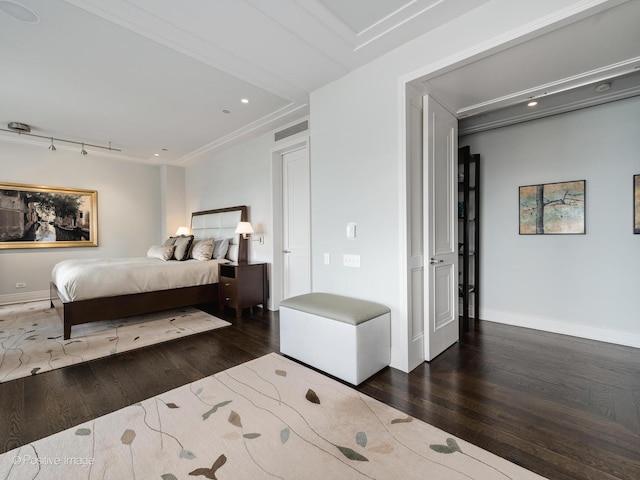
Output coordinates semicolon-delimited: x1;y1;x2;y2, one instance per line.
190;205;248;263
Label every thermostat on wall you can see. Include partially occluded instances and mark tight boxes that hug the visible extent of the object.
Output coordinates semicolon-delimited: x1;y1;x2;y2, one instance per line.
346;222;357;239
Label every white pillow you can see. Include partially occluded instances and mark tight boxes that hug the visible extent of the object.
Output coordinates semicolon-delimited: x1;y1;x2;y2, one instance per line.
213;238;230;259
190;238;215;261
147;244;176;261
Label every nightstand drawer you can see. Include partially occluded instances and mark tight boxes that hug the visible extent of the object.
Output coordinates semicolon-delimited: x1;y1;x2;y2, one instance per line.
220;290;237;306
219;277;237;291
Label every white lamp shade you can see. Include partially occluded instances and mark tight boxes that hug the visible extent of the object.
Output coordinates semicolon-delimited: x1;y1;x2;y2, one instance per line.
235;221;254;236
175;226;191;236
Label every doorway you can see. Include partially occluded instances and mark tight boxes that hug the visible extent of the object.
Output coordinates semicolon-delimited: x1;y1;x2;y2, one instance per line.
282;146;311;299
271;137;311;307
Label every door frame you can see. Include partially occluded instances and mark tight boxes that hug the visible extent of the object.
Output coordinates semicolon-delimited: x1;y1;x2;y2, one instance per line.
399;1;606;371
271;135;310;309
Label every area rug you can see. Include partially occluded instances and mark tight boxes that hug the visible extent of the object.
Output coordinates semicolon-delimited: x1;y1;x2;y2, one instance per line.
0;353;545;479
0;300;230;384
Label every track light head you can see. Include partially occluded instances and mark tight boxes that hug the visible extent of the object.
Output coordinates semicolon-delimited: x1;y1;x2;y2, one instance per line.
80;143;88;155
48;137;56;151
7;122;30;133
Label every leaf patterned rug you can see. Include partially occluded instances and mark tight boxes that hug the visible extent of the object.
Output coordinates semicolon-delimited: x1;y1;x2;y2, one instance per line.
0;353;546;479
0;300;230;383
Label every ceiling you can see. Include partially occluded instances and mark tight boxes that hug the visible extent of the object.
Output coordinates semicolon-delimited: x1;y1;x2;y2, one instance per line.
1;0;638;165
419;0;640;134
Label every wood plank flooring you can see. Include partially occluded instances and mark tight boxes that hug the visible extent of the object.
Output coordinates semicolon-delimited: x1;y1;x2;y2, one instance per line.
1;304;639;479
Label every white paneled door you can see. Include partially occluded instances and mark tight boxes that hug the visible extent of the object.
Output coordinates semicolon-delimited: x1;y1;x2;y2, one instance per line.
424;95;459;361
282;146;311;299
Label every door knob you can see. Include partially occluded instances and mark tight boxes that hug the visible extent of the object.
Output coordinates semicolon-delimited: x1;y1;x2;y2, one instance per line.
283;250;291;254
430;258;444;264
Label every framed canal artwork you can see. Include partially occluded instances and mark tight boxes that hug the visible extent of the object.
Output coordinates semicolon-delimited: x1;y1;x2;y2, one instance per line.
635;174;640;234
519;179;585;235
0;182;98;249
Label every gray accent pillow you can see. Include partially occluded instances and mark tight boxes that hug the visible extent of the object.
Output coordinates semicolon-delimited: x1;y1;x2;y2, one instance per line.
213;238;229;259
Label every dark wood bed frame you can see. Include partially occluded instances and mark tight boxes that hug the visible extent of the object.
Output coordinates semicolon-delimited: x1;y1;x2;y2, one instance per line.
50;205;248;339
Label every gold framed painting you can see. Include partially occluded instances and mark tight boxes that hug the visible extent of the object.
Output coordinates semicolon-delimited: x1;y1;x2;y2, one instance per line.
635;174;640;234
519;180;585;235
0;182;98;249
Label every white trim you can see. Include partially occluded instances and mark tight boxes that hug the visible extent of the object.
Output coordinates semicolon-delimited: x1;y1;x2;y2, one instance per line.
457;56;640;119
393;69;411;373
402;0;620;87
459;80;640;135
177;103;309;165
352;0;449;51
482;309;640;350
0;290;49;306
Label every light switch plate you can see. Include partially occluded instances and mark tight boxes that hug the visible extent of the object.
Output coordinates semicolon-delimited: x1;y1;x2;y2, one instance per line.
343;254;360;267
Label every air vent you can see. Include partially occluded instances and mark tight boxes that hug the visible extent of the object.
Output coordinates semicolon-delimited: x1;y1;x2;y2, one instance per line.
274;120;308;142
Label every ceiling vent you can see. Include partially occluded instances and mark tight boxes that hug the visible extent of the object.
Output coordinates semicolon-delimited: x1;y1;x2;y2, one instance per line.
274;120;308;142
7;122;31;133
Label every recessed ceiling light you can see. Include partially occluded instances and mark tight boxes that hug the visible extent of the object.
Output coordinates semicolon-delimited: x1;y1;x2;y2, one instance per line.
222;109;231;114
0;1;40;23
594;82;612;93
527;101;538;107
241;98;249;104
154;153;160;157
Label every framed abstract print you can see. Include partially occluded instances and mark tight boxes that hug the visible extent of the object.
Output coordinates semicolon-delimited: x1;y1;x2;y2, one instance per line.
519;180;585;235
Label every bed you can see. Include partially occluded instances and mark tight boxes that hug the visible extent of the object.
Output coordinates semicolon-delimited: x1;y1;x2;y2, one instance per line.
50;205;248;339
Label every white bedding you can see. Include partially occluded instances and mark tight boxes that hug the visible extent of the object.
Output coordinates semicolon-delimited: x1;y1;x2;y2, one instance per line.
52;257;229;302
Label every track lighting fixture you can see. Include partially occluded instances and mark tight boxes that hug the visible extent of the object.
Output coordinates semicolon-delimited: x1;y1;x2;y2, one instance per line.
2;122;121;153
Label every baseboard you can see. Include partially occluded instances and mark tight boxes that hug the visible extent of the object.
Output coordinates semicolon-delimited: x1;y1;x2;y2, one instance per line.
407;332;424;372
390;345;410;373
481;308;640;349
0;290;49;306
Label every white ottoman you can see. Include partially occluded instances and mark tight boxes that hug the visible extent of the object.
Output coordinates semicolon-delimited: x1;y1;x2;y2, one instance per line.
279;293;391;385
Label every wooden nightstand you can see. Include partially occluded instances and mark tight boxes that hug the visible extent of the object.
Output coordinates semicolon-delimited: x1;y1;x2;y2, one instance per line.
218;262;268;318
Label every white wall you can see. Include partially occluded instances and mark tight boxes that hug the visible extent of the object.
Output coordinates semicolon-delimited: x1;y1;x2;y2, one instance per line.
0;141;162;303
311;0;596;371
311;72;402;353
2;0;623;369
184;128;280;307
310;0;596;371
160;165;186;238
461;97;640;347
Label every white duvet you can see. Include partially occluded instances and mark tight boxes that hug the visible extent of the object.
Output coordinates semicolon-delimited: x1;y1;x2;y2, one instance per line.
52;257;229;302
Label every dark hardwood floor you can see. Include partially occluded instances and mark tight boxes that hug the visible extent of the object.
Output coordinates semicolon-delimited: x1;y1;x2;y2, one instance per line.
1;304;639;479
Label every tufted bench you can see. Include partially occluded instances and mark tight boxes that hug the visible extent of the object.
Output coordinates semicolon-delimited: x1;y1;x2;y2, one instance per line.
279;293;391;385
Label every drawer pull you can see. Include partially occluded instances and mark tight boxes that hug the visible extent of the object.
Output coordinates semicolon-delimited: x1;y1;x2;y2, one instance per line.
225;283;230;286
225;297;230;301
